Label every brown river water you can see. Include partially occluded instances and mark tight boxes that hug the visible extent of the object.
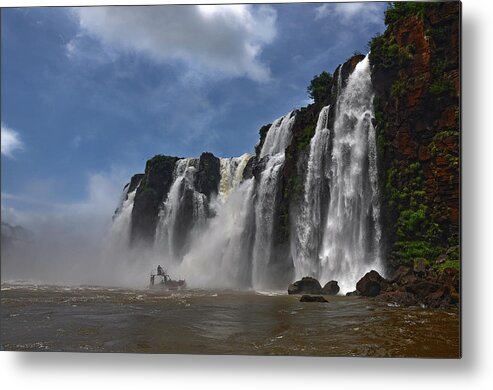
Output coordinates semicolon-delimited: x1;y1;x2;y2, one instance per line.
0;284;460;357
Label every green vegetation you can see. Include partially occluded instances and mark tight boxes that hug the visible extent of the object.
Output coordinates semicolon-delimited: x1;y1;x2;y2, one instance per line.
384;161;444;264
429;78;455;96
435;259;460;272
296;123;316;151
394;240;441;266
145;154;177;171
390;79;407;98
384;2;439;25
307;71;333;104
142;187;157;196
369;34;414;70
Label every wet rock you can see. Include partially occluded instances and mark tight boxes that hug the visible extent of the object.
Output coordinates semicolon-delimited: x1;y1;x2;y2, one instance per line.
399;273;418;286
288;277;322;295
131;155;179;244
322;280;340;295
356;270;388;297
299;295;328;303
376;291;418;306
195;152;221;199
346;290;360;297
413;258;428;276
438;268;460;292
389;265;412;283
405;280;442;299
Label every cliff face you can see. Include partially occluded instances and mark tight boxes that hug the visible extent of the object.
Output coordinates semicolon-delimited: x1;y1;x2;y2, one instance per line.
370;1;460;270
130;155;179;245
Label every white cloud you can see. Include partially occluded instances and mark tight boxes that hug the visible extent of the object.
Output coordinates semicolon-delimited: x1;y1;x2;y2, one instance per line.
315;2;384;26
69;4;277;82
1;123;24;158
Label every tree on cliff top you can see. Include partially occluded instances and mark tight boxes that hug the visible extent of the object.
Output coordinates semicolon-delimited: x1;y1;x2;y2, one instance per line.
307;71;332;104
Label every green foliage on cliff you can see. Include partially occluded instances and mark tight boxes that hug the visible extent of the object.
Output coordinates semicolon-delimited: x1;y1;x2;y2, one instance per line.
369;34;414;70
429;79;455;96
385;161;444;265
307;71;333;104
384;2;439;25
145;154;177;171
394;240;441;266
297;123;316;151
390;79;407;98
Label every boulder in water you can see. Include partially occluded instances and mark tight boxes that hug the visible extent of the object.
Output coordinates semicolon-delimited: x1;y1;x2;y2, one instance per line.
299;295;328;303
288;277;322;295
356;270;388;297
346;290;360;296
322;280;340;295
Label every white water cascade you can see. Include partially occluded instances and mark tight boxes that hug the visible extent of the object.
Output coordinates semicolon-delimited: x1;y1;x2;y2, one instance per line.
252;112;296;289
107;185;139;250
293;105;331;279
317;55;383;293
218;153;253;201
179;178;256;288
154;158;207;262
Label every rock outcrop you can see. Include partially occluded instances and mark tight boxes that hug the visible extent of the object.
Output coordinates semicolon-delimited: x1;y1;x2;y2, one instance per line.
370;2;460;272
357;266;459;308
195;152;221;200
322;281;340;295
356;270;388;297
288;277;322;295
130;155;179;245
300;295;328;303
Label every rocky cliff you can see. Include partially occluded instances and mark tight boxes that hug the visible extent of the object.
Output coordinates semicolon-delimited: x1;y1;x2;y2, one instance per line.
370;1;460;271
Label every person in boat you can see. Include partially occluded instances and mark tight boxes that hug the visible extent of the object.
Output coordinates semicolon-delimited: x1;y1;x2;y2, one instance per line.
157;265;163;276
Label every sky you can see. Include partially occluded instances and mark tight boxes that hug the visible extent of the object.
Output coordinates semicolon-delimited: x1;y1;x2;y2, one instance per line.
1;2;386;225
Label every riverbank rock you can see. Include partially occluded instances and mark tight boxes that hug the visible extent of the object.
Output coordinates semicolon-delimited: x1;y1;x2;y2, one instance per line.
288;277;322;295
322;281;340;295
346;290;360;296
359;266;460;308
356;270;388;297
300;295;328;303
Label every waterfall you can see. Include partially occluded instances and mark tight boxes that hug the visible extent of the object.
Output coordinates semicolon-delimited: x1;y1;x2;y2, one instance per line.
179;178;256;288
218;153;253;201
317;55;383;293
154;158;207;262
114;55;385;293
252;111;296;290
108;185;139;249
260;113;296;158
293;105;331;279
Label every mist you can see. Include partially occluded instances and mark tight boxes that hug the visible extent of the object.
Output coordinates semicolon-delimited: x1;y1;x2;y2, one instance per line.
0;169;157;288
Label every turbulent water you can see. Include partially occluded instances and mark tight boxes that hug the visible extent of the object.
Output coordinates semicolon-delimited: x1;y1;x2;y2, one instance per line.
1;284;460;357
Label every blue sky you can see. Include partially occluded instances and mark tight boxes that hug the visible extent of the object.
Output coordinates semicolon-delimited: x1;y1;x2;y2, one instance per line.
1;2;386;223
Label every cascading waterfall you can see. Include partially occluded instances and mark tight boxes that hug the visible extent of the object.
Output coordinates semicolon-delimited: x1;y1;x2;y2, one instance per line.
107;184;139;249
252;112;296;290
292;105;331;279
112;55;385;292
259;113;295;158
218;153;253;201
179;153;254;287
317;55;383;293
179;178;256;288
154;158;207;262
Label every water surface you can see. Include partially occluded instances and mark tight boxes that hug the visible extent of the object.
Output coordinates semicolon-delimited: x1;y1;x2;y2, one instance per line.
1;284;460;357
